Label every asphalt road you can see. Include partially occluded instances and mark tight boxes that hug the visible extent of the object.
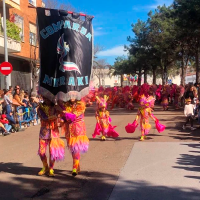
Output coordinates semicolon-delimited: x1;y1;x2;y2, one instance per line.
0;104;199;200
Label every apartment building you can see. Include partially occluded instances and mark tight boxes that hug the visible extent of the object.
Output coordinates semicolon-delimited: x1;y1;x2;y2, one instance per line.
0;0;44;91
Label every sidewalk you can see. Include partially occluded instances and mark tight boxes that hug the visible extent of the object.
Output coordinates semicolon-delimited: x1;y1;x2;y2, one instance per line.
109;142;200;200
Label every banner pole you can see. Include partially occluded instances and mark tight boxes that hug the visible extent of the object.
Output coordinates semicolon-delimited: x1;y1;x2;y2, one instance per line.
28;6;94;18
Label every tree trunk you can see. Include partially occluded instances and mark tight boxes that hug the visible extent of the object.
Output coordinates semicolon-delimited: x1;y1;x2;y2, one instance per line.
160;58;165;85
138;69;142;86
180;51;187;86
196;45;200;83
163;65;167;85
153;66;156;84
120;74;123;87
31;79;38;96
30;61;38;96
144;70;147;84
161;66;165;86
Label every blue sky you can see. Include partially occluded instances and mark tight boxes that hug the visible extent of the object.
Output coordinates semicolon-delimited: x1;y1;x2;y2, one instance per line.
59;0;174;65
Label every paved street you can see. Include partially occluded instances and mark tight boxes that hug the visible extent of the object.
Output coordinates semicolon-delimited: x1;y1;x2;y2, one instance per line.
0;105;200;200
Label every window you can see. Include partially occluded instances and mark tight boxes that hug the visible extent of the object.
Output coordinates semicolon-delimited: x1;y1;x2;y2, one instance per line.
29;23;37;46
14;14;24;41
29;0;36;6
30;32;36;46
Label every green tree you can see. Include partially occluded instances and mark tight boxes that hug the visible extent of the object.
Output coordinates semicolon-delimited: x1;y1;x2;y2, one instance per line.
147;5;177;85
174;0;200;83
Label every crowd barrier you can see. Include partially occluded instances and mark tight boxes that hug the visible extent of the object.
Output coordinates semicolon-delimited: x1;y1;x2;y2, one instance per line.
16;106;38;128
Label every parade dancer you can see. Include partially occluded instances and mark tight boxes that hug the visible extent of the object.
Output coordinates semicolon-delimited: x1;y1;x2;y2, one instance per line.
37;97;65;176
125;95;165;141
60;97;89;176
93;95;119;141
161;85;170;111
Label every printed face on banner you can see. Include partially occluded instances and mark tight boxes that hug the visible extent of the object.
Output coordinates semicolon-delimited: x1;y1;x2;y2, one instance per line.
36;8;93;102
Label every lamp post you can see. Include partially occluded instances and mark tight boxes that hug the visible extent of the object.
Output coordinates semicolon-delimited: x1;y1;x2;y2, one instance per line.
2;0;10;89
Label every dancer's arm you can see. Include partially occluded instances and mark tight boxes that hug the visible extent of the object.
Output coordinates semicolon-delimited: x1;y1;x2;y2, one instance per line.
148;110;157;121
95;111;100;123
135;110;140;122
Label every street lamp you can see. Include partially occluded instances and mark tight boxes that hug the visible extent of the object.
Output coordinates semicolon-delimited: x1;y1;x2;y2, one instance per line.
2;0;10;89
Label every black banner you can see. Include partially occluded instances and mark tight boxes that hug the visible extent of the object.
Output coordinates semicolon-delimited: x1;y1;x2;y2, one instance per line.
36;8;93;102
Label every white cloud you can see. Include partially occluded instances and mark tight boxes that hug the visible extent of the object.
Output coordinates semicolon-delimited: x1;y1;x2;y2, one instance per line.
97;45;127;57
133;0;173;11
93;28;107;36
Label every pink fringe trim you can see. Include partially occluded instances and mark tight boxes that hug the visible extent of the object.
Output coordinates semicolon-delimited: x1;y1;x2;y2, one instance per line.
68;143;89;154
50;146;65;161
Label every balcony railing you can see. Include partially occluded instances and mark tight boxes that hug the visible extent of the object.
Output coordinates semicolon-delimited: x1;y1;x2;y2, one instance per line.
0;35;21;53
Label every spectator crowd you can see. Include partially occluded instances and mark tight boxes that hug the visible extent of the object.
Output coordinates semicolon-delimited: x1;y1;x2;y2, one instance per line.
0;85;42;136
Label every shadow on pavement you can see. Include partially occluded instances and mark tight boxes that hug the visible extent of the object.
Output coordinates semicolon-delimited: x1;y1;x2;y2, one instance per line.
0;162;116;200
173;143;200;181
0;162;200;200
110;180;200;200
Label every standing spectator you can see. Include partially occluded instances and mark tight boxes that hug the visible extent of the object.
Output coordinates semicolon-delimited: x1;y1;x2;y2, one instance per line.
19;90;25;101
182;98;196;130
30;95;39;125
8;86;14;101
4;89;13;115
195;82;200;100
0;90;4;114
13;86;26;106
184;84;197;103
3;89;16;125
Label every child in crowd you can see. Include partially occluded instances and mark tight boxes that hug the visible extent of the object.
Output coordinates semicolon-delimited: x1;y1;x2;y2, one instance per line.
22;95;31;107
22;95;32;126
182;98;196;130
0;121;10;136
30;97;39;125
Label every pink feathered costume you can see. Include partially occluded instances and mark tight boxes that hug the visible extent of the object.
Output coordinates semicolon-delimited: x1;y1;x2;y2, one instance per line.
93;95;119;140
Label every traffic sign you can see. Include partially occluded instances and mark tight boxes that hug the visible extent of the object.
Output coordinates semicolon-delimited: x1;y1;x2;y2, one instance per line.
0;62;13;75
168;79;172;84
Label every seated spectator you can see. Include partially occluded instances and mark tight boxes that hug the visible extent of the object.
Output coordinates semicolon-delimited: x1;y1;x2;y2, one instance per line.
0;114;12;133
0;120;10;136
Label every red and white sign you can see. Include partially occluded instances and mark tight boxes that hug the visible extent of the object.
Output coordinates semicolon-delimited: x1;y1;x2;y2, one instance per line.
0;62;13;75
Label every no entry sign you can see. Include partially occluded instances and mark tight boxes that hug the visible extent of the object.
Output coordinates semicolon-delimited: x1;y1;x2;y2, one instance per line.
0;62;13;75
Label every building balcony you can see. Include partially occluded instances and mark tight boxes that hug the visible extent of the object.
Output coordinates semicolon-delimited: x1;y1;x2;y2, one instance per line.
0;0;20;10
0;35;21;53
